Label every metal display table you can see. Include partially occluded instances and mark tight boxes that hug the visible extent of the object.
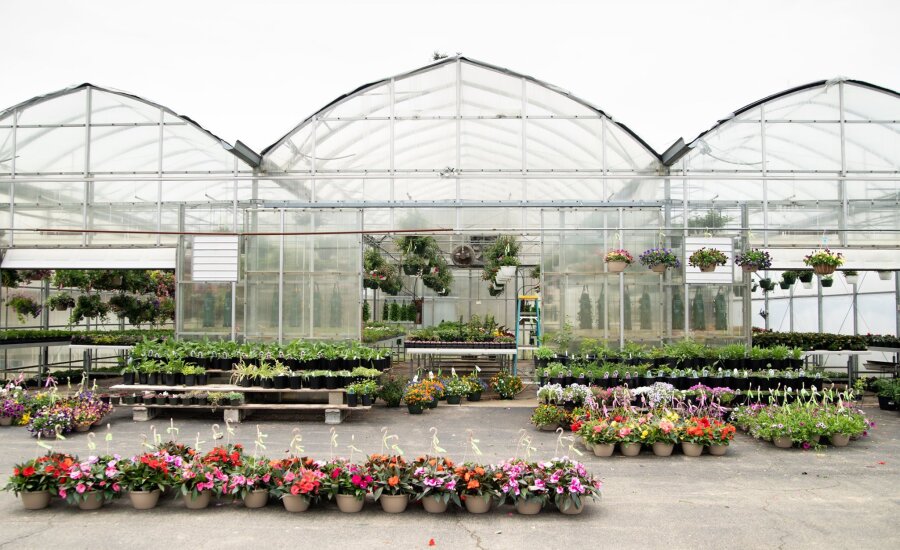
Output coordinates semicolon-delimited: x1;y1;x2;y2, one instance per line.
802;350;869;384
406;347;516;370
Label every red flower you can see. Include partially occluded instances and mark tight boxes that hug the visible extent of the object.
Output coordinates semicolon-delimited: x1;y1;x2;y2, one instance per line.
22;466;35;477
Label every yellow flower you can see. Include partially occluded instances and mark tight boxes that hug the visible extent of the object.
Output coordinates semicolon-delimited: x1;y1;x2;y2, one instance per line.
18;413;31;426
641;430;649;438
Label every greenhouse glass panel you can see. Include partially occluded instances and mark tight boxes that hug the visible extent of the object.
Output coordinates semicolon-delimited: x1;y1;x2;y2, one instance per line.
857;292;898;335
92;179;158;204
460;119;522;170
85;203;159;246
12;181;83;205
90;125;159;173
524;81;596;118
459;178;524;202
764;122;842;171
763;87;840;121
684;118;762;172
842;83;900;121
394;120;456;170
322;83;391;120
254;178;312;203
0;127;13;174
314;119;390;172
847;203;900;245
179;282;234;336
90;90;161;124
16;89;86;125
11;205;84;246
604;123;658;172
161;124;233;172
393;178;456;201
394;63;456;117
460;62;522;117
15;126;85;173
525;119;603;170
844;123;900;172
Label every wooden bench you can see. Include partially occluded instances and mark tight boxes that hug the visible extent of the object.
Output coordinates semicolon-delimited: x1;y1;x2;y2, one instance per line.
110;384;370;424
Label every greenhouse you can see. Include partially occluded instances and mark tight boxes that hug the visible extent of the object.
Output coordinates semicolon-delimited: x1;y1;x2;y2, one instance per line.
1;56;899;353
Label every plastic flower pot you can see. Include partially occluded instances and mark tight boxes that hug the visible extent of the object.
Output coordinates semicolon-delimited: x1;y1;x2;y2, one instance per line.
20;490;50;510
123;372;135;385
379;494;409;513
708;444;728;456
78;491;105;511
75;423;91;433
428;398;438;409
467;391;482;402
281;494;310;512
651;264;667;274
830;433;850;447
185;374;197;386
619;442;642;457
821;278;834;288
516;497;543;515
347;394;358;407
538;424;557;432
699;264;717;273
557;496;584;515
741;264;757;273
183;490;212;510
681;442;704;457
592;443;615;457
651;442;674;457
422;495;448;514
606;261;627;273
243;489;269;509
129;489;161;510
447;395;462;405
772;436;793;449
407;404;423;415
877;271;893;281
335;494;364;513
0;416;14;426
464;495;491;514
361;395;373;407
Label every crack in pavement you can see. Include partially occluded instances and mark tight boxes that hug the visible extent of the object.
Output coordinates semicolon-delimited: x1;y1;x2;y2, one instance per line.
0;527;45;549
455;517;486;550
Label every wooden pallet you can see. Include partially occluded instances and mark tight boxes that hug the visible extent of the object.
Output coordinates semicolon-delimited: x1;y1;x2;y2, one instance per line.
120;403;370;424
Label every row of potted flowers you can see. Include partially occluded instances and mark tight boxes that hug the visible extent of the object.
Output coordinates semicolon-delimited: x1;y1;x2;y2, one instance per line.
4;444;601;516
731;396;873;449
402;371;523;413
604;247;845;275
1;382;112;437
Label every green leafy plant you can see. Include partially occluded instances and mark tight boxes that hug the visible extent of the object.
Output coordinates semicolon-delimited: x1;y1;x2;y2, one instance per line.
688;247;727;268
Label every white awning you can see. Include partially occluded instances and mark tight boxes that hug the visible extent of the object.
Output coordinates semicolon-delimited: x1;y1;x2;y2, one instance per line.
0;248;176;269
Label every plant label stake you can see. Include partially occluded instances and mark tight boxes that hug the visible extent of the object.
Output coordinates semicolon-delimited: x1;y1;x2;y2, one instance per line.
329;428;338;460
254;425;268;457
211;423;224;441
429;427;446;455
86;432;97;453
167;418;179;439
348;434;363;463
194;432;206;454
289;428;304;457
105;426;113;456
225;419;236;446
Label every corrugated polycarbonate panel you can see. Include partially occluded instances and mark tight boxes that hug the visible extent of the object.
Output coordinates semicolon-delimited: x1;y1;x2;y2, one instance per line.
1;247;176;269
193;236;239;281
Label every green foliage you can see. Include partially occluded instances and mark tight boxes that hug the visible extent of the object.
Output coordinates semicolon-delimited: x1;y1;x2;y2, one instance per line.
578;288;592;330
362;301;370;323
752;330;867;351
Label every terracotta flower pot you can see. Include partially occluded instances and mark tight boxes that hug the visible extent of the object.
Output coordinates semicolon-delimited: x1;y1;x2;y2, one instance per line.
0;416;14;426
652;442;674;457
464;495;491;514
75;423;91;433
681;442;704;457
699;264;716;273
281;494;310;512
243;489;268;509
557;496;584;515
606;261;627;273
422;495;449;514
619;442;642;457
741;264;757;273
708;444;728;456
830;433;850;447
379;494;409;513
20;490;50;510
129;489;161;510
773;436;793;449
183;490;211;509
516;497;543;515
335;494;364;513
592;443;615;457
78;491;105;510
651;264;667;274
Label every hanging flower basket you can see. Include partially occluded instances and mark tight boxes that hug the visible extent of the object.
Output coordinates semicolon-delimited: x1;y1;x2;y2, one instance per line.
639;248;680;272
821;276;834;288
843;271;859;285
877;271;893;281
604;249;633;273
803;249;843;276
688;248;727;272
497;266;517;280
735;249;772;272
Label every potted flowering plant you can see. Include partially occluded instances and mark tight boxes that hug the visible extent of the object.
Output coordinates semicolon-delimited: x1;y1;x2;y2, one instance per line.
176;459;230;509
225;455;274;509
646;411;680;457
612;415;644;456
368;454;414;513
604;249;633;273
496;459;547;515
489;370;523;400
443;376;469;405
463;373;487;401
1;397;25;426
803;248;844;275
120;451;179;509
454;463;500;514
688;247;728;272
530;404;565;431
26;406;74;439
639;248;680;273
321;458;373;513
58;455;124;510
708;419;737;455
735;249;772;272
535;457;602;515
402;382;431;414
269;457;324;512
3;453;76;510
578;419;619;457
679;416;714;456
822;405;869;446
410;456;460;513
5;294;42;323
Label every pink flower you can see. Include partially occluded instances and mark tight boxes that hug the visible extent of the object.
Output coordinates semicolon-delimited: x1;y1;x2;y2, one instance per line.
112;483;120;492
618;427;632;438
76;483;86;494
58;488;67;499
351;474;362;486
284;472;296;483
568;478;584;494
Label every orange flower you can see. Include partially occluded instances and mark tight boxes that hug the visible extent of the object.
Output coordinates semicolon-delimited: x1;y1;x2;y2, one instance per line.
467;479;480;490
474;466;485;476
388;475;399;487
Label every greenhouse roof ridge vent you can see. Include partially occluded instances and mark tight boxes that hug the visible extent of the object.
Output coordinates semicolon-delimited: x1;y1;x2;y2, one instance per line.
259;56;661;162
660;138;687;166
226;140;262;168
0;82;253;167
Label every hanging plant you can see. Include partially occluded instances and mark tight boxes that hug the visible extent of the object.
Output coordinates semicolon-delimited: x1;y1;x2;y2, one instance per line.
47;293;76;311
1;270;23;288
803;249;844;275
481;235;519;293
688;248;728;272
69;294;111;325
735;249;772;272
639;248;680;273
6;294;42;323
52;270;91;290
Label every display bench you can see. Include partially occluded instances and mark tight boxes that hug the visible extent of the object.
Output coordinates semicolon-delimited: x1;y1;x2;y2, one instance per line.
110;384;369;425
802;350;869;384
406;347;516;370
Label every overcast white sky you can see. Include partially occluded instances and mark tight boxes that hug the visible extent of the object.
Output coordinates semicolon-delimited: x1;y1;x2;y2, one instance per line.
2;0;898;154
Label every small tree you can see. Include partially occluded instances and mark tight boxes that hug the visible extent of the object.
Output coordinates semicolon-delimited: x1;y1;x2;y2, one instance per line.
382;301;389;322
362;301;370;323
596;287;605;329
578;286;592;330
389;302;400;322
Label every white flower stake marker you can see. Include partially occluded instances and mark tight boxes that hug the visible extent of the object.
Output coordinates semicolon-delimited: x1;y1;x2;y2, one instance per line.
329;427;339;460
225;419;236;446
289;428;304;457
429;427;446;455
105;426;113;456
86;432;97;453
462;429;482;464
254;425;267;457
348;434;363;463
210;423;224;441
167;418;179;440
194;432;206;454
380;427;403;456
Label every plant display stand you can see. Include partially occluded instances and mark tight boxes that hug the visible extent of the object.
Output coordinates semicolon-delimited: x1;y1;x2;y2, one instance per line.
514;294;541;376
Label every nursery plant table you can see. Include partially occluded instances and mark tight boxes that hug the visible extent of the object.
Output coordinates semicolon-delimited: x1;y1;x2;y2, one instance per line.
111;384;364;424
406;347;516;370
802;350;869;384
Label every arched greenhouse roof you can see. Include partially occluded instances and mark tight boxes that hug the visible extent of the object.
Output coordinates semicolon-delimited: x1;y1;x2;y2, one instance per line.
0;83;251;175
261;56;661;174
668;78;900;173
